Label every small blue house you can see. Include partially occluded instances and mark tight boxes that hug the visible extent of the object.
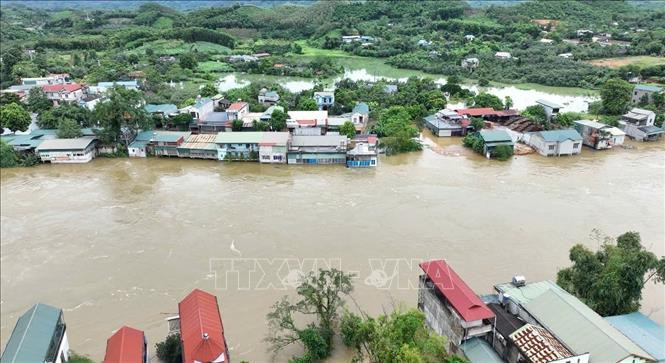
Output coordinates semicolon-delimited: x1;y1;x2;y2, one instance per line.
314;91;334;111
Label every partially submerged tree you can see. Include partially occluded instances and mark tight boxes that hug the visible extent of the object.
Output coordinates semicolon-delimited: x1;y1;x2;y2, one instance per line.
93;86;150;148
557;230;665;316
26;88;52;113
600;78;632;115
266;268;354;362
57;119;83;138
155;333;182;363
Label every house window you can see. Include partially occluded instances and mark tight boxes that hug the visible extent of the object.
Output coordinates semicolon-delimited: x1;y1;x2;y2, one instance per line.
548;145;555;151
573;143;580;149
261;155;270;160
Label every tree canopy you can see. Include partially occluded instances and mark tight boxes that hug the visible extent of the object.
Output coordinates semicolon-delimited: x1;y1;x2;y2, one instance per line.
1;102;31;132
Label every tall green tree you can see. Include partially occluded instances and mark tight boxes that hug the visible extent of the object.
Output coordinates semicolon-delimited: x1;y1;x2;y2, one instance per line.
557;231;665;316
473;93;503;110
1;103;31;132
523;104;548;126
0;93;22;107
0;140;20;168
269;109;287;131
38;104;91;129
179;52;198;70
155;333;182;363
200;83;218;97
340;308;464;363
27;88;52;113
340;121;356;138
57;119;83;138
93;86;150;147
298;97;318;111
600;78;633;115
266;268;354;362
171;113;193;131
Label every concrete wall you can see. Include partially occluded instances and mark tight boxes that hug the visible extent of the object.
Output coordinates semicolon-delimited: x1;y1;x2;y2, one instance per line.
39;147;96;163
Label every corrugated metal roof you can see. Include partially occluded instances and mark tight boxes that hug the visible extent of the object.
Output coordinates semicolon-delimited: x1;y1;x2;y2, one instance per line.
536;99;563;109
509;324;574;363
479;129;512;143
455;108;497;117
574;119;608;130
353;102;369;114
1;303;62;363
536;129;582;142
291;135;348;147
145;104;177;114
103;326;145;363
35;136;96;151
460;337;504;363
178;289;227;363
605;312;665;362
227;102;248;111
419;260;495;322
494;280;559;305
635;84;662;92
525;288;654;362
179;134;218;151
215;131;289;145
639;125;664;134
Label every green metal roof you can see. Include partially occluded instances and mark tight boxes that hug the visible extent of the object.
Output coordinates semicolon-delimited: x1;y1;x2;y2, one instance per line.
494;280;559;305
479;129;512;143
525;288;654;362
1;303;62;363
460;337;504;363
635;84;662;92
353;102;369;114
145;104;178;114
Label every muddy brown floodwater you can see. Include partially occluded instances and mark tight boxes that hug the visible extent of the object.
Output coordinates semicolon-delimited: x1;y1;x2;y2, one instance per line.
1;134;664;362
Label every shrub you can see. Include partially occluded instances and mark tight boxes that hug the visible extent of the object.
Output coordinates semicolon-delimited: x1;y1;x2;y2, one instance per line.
155;333;182;363
491;144;513;161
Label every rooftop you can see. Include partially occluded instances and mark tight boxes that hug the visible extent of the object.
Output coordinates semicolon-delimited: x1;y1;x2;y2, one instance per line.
479;129;512;143
42;83;82;93
487;302;525;338
215;131;289;145
35;136;96;151
179;289;227;363
1;303;63;363
419;260;495;322
193;97;213;109
524;287;653;362
97;81;138;88
460;337;504;363
635;84;662;92
509;324;575;363
535;129;583;142
103;326;145;363
227;102;248;112
639;125;665;135
203;112;230;123
353;102;370;114
291;135;348;147
145;104;178;114
494;280;559;305
455;108;497;117
178;134;218;151
604;312;665;362
535;99;563;109
574;119;609;130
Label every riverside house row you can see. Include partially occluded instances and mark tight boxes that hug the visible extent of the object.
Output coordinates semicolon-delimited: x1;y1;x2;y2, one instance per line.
417;259;663;363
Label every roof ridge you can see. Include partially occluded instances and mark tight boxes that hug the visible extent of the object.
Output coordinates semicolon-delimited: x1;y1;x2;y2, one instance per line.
8;305;40;362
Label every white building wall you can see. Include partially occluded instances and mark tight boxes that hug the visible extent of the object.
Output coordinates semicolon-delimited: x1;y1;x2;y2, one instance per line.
128;146;147;157
39;148;96;163
55;332;70;363
259;145;287;164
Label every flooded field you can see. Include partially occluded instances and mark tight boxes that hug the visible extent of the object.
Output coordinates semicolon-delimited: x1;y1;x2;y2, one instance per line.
1;136;663;362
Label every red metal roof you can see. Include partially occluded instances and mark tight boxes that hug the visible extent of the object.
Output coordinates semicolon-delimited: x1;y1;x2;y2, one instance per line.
455;108;497;117
42;83;82;93
103;326;145;363
179;289;227;363
227;102;248;112
419;260;495;322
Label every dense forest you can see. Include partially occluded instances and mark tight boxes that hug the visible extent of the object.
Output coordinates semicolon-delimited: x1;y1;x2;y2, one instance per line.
1;0;664;92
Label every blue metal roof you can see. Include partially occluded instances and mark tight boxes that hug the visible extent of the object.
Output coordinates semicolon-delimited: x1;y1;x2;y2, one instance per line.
536;129;582;142
145;104;178;114
460;337;503;363
480;129;512;143
605;312;665;362
1;303;63;363
635;84;662;92
353;102;369;114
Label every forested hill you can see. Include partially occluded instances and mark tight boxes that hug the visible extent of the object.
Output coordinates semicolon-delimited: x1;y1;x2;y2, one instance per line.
1;1;314;11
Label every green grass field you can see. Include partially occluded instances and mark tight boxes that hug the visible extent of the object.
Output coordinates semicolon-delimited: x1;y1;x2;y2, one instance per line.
132;40;232;56
198;61;233;73
153;17;174;29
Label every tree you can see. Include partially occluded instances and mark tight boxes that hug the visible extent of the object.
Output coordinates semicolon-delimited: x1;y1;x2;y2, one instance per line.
200;83;218;97
57;119;83;138
37;104;91;129
298;97;318;111
557;231;665;316
0;93;21;107
504;96;513;109
27;88;52;113
93;86;150;148
269;109;287;131
478;78;490;87
266;268;354;361
340;308;464;363
491;144;513;161
470;117;484;131
155;333;182;363
1;103;31;132
600;78;632;115
523;104;548;126
340;121;356;138
179;52;198;70
253;120;270;131
171;113;193;130
232;119;244;131
473;93;503;110
0;140;19;168
555;112;582;127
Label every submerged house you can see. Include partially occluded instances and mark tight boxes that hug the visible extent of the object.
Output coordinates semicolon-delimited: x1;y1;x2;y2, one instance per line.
424;109;470;137
418;260;495;353
177;134;218;160
215;131;290;163
178;289;229;363
103;326;148;363
523;129;583;156
35;136;98;163
478;129;514;157
620;108;663;141
1;303;70;363
346;134;378;168
152;131;191;157
287;135;349;165
574;120;625;149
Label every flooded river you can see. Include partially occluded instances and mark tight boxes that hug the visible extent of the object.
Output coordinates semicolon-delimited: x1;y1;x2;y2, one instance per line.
1;136;663;362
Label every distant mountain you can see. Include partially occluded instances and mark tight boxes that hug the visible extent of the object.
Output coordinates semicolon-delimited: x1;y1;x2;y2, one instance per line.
1;1;313;11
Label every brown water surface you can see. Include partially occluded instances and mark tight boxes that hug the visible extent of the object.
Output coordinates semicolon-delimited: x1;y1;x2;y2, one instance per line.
1;136;663;362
